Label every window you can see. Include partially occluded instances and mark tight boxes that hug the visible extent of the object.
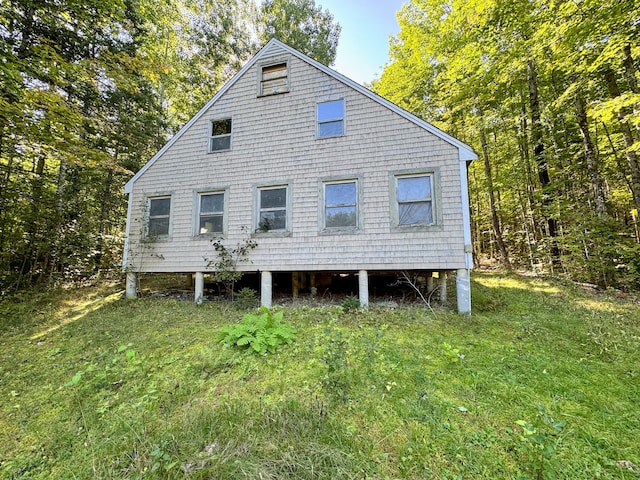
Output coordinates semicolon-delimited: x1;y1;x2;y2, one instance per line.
317;100;344;138
324;180;357;229
396;174;434;226
257;186;287;231
260;62;289;96
198;192;224;234
148;196;171;237
210;119;232;152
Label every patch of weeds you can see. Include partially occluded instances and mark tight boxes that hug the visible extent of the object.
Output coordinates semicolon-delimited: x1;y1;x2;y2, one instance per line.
218;306;296;355
442;342;465;364
235;287;258;308
513;405;566;480
321;328;351;402
340;295;360;313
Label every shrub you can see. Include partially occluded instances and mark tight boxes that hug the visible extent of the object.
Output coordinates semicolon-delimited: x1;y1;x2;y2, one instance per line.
218;307;296;355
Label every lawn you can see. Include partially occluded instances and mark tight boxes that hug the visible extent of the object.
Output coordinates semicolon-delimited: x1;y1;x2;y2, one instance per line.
0;273;639;479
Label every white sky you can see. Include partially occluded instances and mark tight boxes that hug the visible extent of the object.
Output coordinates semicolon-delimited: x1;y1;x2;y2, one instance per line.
317;0;407;85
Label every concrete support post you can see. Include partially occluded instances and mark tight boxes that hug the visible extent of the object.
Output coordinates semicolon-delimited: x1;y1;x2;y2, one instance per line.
456;268;472;314
261;271;272;308
439;272;448;304
195;272;204;304
358;270;369;308
125;272;137;299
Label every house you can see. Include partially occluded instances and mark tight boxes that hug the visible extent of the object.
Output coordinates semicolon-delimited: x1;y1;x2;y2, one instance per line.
123;39;477;312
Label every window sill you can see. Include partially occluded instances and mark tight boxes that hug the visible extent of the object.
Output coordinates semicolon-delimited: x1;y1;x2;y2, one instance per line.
390;224;442;233
252;230;292;238
319;227;360;236
257;90;290;98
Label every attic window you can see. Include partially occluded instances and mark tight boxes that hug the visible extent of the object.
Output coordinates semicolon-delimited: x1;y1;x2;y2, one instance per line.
260;62;289;96
210;119;232;152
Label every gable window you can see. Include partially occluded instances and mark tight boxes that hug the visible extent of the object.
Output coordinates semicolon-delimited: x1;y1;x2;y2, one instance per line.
324;180;358;229
210;119;232;152
198;192;224;234
260;62;289;96
396;174;434;226
147;196;171;237
317;100;344;138
257;185;288;232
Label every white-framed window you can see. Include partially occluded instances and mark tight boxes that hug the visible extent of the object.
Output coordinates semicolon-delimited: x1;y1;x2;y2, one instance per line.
257;185;288;232
323;179;358;230
197;192;225;235
147;196;171;237
260;62;289;96
395;174;434;226
317;99;344;138
209;118;232;152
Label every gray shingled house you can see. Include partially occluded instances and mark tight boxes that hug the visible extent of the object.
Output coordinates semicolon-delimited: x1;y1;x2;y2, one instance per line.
123;39;477;312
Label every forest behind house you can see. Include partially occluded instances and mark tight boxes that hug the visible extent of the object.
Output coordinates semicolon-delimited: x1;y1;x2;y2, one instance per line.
1;0;639;293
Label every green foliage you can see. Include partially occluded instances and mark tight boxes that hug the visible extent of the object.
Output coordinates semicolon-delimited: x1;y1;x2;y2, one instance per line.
2;274;640;479
340;295;360;313
515;406;567;480
205;227;257;300
373;0;640;289
259;0;341;66
321;328;350;401
218;306;296;355
236;287;258;308
442;341;465;364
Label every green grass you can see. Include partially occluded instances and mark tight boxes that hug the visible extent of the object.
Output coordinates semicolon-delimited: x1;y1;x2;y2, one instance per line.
1;273;639;479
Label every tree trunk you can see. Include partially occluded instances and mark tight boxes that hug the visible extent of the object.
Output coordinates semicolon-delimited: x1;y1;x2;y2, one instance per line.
603;67;640;213
479;124;512;269
528;60;560;263
574;93;608;218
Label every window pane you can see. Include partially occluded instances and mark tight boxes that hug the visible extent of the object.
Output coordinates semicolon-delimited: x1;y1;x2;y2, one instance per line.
261;78;289;95
319;120;344;138
318;100;344;121
397;176;431;202
148;217;169;236
201;193;224;213
262;63;287;81
199;215;223;234
260;188;286;209
326;182;356;206
259;210;286;230
149;197;170;217
326;206;356;228
210;135;231;151
399;201;433;225
212;119;231;136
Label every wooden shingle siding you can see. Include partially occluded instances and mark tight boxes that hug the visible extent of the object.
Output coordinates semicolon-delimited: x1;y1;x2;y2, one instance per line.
126;43;472;274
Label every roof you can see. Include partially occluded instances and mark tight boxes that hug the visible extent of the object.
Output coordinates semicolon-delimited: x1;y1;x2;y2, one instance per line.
124;39;477;194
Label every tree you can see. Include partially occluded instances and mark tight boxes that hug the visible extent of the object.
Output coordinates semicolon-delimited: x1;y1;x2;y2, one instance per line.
259;0;341;66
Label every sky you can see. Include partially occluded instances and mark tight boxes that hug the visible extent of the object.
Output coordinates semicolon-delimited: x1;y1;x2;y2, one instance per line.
317;0;407;85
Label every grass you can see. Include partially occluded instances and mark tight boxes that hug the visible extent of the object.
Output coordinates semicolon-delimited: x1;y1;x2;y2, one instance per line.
0;273;639;479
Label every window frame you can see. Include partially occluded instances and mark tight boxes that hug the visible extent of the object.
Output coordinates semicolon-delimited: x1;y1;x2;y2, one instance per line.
209;118;232;153
319;176;362;234
146;195;172;240
258;61;290;96
194;189;228;237
389;168;442;232
254;183;292;236
316;99;345;139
